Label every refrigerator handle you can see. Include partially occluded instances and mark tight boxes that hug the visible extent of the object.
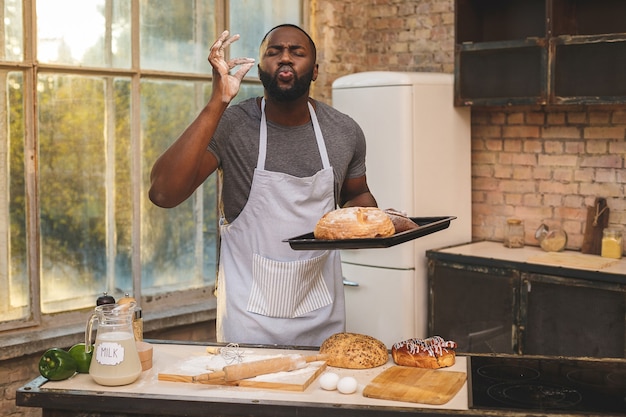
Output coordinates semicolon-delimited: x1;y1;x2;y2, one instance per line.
342;278;359;287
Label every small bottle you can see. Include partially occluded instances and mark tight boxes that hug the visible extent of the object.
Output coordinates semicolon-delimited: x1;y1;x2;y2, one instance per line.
118;293;143;341
601;228;623;259
133;307;144;341
504;218;524;248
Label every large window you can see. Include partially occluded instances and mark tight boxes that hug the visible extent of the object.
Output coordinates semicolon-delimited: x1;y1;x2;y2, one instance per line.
1;0;303;332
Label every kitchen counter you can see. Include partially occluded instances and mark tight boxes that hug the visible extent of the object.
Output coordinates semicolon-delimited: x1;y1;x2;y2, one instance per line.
17;341;626;417
428;240;626;284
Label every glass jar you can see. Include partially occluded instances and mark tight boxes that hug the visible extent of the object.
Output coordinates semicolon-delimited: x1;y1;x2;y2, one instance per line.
601;228;623;259
535;223;568;252
504;218;524;248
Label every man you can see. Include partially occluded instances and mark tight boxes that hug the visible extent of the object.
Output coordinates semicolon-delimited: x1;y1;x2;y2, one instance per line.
149;24;377;346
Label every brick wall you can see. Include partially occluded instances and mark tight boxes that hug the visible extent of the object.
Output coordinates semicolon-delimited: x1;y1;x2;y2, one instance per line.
310;0;626;251
472;107;626;247
310;0;455;102
2;355;41;417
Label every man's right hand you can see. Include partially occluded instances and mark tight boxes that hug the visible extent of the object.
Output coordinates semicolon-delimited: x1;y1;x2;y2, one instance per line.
209;30;255;103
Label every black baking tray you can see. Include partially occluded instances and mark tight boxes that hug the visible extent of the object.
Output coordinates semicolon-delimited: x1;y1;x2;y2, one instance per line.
284;216;456;250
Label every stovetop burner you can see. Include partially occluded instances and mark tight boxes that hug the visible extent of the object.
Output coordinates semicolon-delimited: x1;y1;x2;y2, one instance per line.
487;382;583;409
477;364;539;381
470;356;626;415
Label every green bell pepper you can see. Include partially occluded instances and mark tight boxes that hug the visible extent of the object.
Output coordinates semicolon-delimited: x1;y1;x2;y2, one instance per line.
68;343;93;373
38;348;78;381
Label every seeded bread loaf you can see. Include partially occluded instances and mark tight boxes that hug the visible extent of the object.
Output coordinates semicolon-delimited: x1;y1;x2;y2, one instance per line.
319;332;388;369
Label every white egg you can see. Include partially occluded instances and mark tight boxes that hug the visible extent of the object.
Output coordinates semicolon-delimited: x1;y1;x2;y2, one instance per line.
336;376;358;394
319;372;340;390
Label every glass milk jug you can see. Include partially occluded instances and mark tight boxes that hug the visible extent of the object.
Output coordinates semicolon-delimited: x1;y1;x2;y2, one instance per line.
85;301;142;386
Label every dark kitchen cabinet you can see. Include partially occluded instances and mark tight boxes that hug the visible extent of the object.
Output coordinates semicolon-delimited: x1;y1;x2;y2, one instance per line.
455;0;626;106
521;272;626;357
428;261;519;354
427;242;626;358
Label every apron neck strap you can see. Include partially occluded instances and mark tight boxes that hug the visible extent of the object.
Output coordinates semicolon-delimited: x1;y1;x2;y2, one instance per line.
258;98;331;170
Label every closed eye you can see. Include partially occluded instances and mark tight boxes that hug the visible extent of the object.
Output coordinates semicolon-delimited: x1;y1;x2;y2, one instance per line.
265;45;307;57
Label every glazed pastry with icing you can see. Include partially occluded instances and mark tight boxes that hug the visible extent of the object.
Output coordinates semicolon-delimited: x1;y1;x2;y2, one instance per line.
391;336;457;369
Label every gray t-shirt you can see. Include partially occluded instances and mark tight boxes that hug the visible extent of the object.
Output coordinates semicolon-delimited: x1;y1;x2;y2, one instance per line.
208;97;367;223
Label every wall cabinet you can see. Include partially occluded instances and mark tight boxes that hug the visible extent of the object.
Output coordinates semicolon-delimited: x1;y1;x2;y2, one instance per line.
455;0;626;106
427;243;626;358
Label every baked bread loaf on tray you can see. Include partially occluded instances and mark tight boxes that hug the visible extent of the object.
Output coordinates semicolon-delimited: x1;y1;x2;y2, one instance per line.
384;208;419;233
319;332;388;369
391;336;457;369
314;207;395;240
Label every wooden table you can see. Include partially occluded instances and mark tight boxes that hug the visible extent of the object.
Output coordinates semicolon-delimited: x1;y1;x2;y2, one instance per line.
17;341;476;417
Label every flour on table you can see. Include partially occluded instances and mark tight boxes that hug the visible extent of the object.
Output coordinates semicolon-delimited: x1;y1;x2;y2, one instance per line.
175;352;283;374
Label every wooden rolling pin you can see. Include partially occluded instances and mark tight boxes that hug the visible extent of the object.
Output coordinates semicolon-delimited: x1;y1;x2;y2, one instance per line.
158;354;328;384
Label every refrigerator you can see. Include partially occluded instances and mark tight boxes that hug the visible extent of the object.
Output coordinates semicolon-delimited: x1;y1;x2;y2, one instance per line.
331;72;471;347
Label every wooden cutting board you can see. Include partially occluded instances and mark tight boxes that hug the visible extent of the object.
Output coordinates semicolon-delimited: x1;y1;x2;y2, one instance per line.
581;197;609;255
527;251;619;270
363;366;466;405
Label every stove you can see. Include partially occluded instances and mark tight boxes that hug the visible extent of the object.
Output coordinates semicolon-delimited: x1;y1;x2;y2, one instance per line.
470;355;626;415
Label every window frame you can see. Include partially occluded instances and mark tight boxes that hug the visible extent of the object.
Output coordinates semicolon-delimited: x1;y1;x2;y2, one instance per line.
0;0;306;339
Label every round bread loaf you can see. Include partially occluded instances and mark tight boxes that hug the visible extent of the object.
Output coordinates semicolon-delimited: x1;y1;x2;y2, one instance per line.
391;336;457;369
319;332;388;369
314;207;395;240
384;208;419;233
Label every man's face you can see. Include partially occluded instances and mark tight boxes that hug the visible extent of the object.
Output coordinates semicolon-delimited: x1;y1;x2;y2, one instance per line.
258;26;318;102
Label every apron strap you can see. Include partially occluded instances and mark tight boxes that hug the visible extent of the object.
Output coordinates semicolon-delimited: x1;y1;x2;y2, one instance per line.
308;102;331;169
258;98;269;170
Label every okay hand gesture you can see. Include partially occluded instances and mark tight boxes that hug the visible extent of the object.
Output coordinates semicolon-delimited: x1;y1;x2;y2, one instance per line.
208;30;256;103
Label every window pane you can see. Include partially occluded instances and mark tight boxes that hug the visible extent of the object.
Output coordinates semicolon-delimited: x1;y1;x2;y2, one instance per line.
141;80;217;294
0;71;28;323
38;74;131;313
2;0;23;61
37;0;131;68
229;0;302;78
233;82;263;104
140;0;216;73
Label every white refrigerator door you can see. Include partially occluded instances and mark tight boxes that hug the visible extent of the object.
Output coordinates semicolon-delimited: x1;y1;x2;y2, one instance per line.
342;262;416;348
333;81;416;269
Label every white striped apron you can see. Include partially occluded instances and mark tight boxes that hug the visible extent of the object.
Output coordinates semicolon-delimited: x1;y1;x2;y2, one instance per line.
215;98;345;346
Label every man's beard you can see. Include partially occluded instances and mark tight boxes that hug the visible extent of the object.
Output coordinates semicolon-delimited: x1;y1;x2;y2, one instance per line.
259;66;314;102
